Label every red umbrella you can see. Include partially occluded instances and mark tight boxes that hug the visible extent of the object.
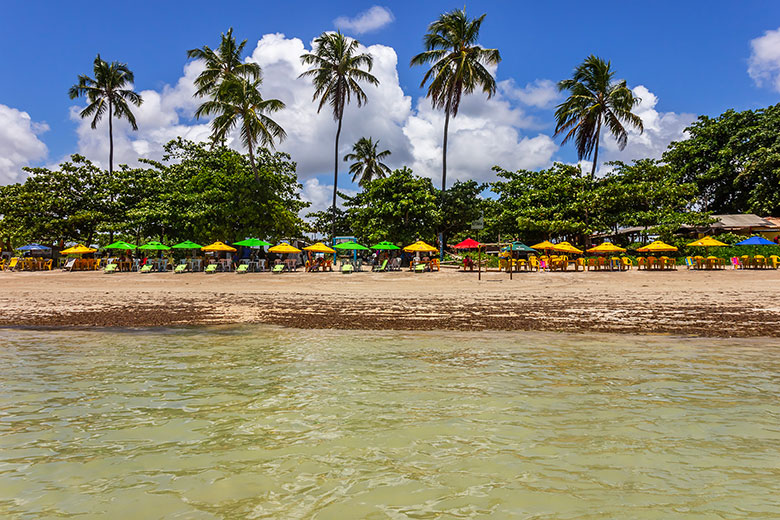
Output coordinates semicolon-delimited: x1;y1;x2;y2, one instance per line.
454;238;481;249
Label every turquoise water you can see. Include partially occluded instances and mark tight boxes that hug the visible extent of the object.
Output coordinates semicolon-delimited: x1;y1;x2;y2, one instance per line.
0;327;778;519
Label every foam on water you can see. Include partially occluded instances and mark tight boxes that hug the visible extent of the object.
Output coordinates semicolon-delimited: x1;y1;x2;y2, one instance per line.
0;327;778;519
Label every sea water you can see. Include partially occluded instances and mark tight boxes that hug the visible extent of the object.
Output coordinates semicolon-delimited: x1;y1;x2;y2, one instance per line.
0;327;778;519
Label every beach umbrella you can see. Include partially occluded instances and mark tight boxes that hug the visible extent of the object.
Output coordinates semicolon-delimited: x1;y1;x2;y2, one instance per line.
103;240;136;250
60;244;97;255
334;241;370;251
687;236;728;247
403;240;438;253
500;241;536;253
735;236;776;246
531;240;556;250
268;242;301;253
139;241;171;251
16;243;52;252
303;242;336;253
371;241;400;250
202;241;237;252
233;238;272;247
636;240;678;253
586;241;626;254
454;238;481;249
553;241;583;254
171;240;203;249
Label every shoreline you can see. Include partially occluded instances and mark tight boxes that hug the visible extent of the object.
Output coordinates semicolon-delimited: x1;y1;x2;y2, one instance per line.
1;269;780;337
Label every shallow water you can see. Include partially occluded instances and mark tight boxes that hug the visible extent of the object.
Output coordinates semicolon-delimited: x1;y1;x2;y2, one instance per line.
0;327;778;519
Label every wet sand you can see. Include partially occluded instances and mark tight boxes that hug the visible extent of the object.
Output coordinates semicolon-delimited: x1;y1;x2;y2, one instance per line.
1;268;779;337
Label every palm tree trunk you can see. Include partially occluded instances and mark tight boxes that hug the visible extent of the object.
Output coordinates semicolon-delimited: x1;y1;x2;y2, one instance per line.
590;119;601;181
331;113;343;243
247;139;259;183
439;101;451;260
108;99;114;175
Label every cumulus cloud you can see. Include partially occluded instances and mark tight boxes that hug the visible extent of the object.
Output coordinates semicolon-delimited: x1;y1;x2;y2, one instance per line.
66;32;563;209
748;27;780;92
69;60;212;169
0;104;48;184
502;79;560;108
600;85;695;164
334;6;394;34
300;177;358;215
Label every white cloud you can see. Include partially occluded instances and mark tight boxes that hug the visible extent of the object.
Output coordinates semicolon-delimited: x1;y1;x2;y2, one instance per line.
299;177;358;215
334;6;394;34
69;60;212;169
66;33;561;189
748;27;780;92
600;85;695;163
502;79;560;108
0;104;48;184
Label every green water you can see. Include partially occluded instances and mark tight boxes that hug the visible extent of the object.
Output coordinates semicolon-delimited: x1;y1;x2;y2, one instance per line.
0;328;778;519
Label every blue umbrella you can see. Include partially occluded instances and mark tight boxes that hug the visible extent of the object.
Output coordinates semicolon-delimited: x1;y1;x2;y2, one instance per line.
736;236;776;246
16;243;52;252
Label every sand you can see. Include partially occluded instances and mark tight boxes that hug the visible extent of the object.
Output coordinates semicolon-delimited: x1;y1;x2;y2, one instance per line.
1;267;779;337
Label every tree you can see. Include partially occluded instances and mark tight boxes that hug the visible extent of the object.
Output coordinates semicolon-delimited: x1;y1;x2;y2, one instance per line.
663;104;780;215
344;137;391;187
195;77;286;182
299;31;379;242
69;54;143;174
187;28;261;101
410;8;500;254
343;167;440;245
554;55;643;179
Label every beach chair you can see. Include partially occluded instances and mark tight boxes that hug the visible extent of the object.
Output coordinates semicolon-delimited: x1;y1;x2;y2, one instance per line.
6;257;19;271
413;262;426;273
140;263;155;273
0;259;5;271
271;263;285;274
236;263;249;274
621;257;633;270
730;257;741;270
373;259;388;272
174;263;188;274
62;258;76;272
103;263;118;274
770;255;780;269
684;257;694;269
341;263;354;274
205;264;218;274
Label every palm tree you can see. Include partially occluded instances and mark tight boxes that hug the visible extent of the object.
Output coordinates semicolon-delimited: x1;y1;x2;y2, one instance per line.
69;54;143;174
195;76;286;182
299;31;379;242
344;137;391;187
554;55;643;180
187;28;261;100
410;8;500;254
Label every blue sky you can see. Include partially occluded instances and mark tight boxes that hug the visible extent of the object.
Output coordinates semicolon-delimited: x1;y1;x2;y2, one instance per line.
2;1;780;208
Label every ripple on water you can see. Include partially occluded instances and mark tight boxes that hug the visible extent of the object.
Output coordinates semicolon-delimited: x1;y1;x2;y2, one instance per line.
0;327;778;519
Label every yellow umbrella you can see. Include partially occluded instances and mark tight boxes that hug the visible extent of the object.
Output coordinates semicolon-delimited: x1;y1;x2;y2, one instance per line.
531;240;556;250
403;240;438;253
554;241;584;254
303;242;336;254
687;236;727;247
637;240;678;253
269;242;302;253
201;241;237;252
587;241;626;254
60;244;97;255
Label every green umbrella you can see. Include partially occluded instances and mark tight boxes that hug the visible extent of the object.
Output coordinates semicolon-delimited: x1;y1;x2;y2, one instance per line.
103;240;136;250
139;241;171;251
171;240;202;249
233;238;272;247
501;241;536;253
370;241;400;250
334;241;370;250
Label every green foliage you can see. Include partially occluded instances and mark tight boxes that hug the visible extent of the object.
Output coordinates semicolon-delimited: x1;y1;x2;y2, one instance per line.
490;160;710;245
663;104;780;215
344;137;391;187
0;140;307;249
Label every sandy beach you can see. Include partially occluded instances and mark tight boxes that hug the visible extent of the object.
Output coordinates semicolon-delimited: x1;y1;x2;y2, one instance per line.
1;268;779;337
